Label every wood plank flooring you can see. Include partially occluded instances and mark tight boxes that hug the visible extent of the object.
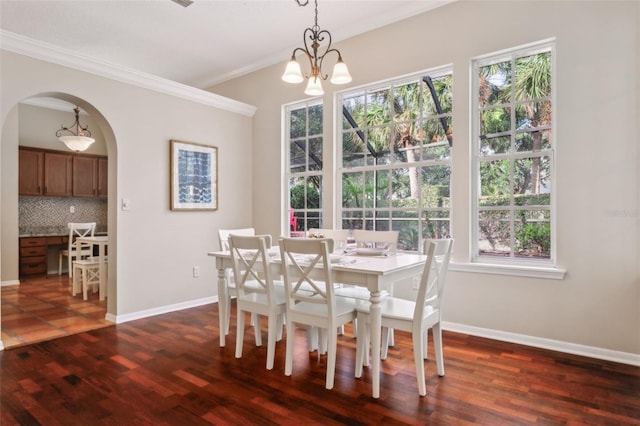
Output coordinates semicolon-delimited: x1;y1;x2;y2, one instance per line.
1;299;639;425
1;275;109;348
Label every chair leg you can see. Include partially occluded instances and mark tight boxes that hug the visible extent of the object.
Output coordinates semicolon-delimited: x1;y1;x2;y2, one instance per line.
355;313;366;378
276;314;284;342
82;268;89;301
235;308;246;359
412;327;427;396
254;314;262;347
266;314;278;370
325;328;338;390
306;325;318;352
68;255;73;278
59;253;63;276
424;328;429;360
381;327;391;360
433;323;445;376
284;320;295;376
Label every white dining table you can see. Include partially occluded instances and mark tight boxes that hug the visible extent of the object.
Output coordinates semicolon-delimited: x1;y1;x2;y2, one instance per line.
207;248;427;398
77;235;108;301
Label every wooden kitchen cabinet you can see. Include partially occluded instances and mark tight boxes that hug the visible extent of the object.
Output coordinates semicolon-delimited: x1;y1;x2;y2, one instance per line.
44;151;73;196
72;155;108;198
73;156;97;197
19;237;48;276
19;149;44;195
19;147;107;198
97;157;108;198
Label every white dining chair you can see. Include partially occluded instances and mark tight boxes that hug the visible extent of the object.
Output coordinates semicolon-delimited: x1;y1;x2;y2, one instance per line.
72;256;107;300
229;234;285;370
59;222;96;278
335;229;398;342
218;227;256;335
354;238;454;396
279;237;358;390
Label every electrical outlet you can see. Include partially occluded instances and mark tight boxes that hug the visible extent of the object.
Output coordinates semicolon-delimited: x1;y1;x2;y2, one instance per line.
70;205;75;213
193;266;200;278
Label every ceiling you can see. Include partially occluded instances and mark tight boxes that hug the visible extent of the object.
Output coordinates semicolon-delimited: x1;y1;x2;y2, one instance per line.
0;0;453;90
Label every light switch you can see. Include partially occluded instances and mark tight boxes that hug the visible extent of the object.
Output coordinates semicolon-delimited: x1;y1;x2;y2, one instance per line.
122;198;131;211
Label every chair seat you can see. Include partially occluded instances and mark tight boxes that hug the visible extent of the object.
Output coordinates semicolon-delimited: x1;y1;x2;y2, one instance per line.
290;295;359;318
237;285;287;306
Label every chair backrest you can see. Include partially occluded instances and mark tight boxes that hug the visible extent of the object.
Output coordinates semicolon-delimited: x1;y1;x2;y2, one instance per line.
414;238;454;323
218;227;255;251
67;222;96;253
353;229;399;252
228;234;275;299
308;229;349;250
279;237;336;311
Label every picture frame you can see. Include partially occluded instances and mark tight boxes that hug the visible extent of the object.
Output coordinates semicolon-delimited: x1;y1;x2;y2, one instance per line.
170;139;218;211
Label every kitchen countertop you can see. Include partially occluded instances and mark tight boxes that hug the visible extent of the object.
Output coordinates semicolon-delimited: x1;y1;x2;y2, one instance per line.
19;227;108;238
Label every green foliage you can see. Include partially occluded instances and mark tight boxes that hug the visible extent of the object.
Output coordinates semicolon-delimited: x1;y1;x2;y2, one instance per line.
516;221;550;255
290;181;319;210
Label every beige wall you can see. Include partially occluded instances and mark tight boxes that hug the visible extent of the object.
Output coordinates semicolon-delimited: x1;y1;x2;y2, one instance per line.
210;1;640;358
1;50;254;324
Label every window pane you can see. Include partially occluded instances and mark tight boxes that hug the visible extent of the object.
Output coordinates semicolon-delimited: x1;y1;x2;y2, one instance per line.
514;209;550;259
290;108;306;139
513;156;551;199
343;130;365;167
393;81;420;122
290;140;305;173
478;210;511;256
342;210;362;230
515;127;552;152
342;172;363;208
308;137;323;171
422;210;451;240
421;165;451;208
393;218;419;251
308;104;323;135
515;52;551;101
342;94;365;129
375;170;390;208
479;159;511;206
305;177;321;209
480;135;510;156
367;89;391;125
480;107;511;135
424;74;453;115
479;60;511;107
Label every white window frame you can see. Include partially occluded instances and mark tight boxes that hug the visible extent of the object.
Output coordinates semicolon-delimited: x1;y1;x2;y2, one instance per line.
282;98;324;236
470;39;558;269
336;67;453;253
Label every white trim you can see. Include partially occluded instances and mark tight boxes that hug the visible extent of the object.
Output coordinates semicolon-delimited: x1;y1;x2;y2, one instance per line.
449;261;566;279
108;296;218;324
1;280;20;287
0;341;4;351
443;321;640;367
0;30;257;118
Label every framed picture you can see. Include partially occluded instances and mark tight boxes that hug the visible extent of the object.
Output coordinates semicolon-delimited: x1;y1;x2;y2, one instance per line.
170;140;218;211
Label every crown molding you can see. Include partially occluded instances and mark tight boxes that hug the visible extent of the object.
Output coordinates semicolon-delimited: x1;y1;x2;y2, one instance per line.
0;30;256;117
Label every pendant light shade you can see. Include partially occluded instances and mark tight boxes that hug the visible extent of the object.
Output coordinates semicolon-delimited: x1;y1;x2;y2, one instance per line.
305;77;324;96
56;107;95;152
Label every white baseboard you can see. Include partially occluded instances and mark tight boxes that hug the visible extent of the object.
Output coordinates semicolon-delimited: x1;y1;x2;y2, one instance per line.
442;321;640;367
1;280;20;287
108;296;219;324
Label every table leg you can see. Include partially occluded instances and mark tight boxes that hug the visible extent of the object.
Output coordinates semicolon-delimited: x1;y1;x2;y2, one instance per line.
217;266;228;347
369;289;382;398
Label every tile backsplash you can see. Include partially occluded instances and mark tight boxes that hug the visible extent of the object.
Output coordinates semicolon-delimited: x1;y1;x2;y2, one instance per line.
19;196;107;236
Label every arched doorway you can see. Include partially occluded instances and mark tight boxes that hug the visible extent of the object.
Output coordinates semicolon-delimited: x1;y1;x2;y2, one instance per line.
1;93;117;349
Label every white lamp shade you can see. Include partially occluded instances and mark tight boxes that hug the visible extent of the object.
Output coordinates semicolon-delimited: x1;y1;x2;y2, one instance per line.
304;77;324;96
330;60;352;85
59;136;95;152
282;59;304;83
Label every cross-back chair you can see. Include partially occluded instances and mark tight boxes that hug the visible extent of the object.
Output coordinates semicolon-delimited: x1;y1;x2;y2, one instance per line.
59;222;96;277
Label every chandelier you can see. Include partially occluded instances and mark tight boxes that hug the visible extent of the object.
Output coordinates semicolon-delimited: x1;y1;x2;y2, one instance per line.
281;0;352;96
56;106;95;152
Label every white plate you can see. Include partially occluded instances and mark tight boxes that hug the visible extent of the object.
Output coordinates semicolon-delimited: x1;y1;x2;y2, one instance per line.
355;247;387;256
329;254;343;263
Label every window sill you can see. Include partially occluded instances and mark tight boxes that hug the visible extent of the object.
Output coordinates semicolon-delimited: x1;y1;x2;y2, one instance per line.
449;261;566;280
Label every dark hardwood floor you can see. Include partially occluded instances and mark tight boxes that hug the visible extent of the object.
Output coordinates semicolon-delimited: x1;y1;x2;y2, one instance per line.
1;301;639;425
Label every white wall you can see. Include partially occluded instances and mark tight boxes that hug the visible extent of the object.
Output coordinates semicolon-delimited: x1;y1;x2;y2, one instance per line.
1;50;255;326
210;1;640;360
